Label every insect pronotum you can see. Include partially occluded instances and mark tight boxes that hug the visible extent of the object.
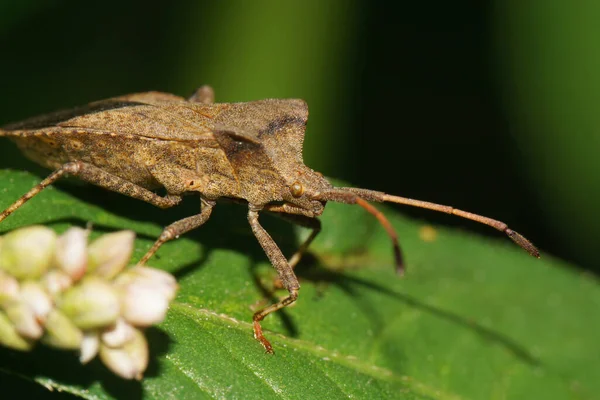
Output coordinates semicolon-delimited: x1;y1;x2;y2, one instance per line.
0;86;539;353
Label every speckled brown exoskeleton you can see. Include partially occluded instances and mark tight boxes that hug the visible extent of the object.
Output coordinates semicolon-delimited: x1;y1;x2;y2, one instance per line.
0;86;540;352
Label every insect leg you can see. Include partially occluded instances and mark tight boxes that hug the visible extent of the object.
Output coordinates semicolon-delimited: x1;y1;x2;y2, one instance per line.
188;85;215;104
248;207;299;353
0;166;70;223
0;161;182;224
264;204;322;269
284;215;321;270
139;198;215;265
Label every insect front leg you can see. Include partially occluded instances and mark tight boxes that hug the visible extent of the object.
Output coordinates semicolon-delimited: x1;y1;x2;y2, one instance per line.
265;204;322;289
0;161;182;224
247;207;299;354
139;198;215;264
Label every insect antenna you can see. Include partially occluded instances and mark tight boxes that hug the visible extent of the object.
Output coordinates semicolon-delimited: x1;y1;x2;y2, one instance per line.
317;189;405;275
337;187;540;259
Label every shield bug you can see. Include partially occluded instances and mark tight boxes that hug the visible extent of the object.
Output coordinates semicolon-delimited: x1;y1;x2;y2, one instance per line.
0;86;539;352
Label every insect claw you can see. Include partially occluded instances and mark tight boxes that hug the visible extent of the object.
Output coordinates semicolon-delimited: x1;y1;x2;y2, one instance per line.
253;321;274;354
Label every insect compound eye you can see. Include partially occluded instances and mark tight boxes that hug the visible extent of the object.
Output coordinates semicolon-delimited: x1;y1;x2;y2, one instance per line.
290;181;304;198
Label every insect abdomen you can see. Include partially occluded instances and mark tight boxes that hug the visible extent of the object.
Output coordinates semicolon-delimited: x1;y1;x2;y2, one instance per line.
4;129;201;191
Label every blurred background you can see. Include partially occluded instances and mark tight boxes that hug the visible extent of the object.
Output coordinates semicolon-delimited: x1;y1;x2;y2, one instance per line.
0;1;598;273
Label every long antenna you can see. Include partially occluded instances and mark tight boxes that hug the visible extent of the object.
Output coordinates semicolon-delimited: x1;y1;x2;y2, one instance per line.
339;187;540;258
382;194;540;257
317;189;405;274
355;197;405;275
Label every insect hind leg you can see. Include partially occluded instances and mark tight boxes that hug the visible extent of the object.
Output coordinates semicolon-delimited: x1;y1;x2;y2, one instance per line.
0;161;182;224
0;163;77;223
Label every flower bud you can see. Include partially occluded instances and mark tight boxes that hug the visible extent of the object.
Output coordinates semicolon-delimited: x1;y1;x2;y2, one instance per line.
99;328;148;380
54;227;88;281
121;283;170;327
115;267;178;327
88;231;134;280
101;318;136;348
4;301;43;339
0;226;56;280
59;277;120;329
126;266;178;301
0;310;33;351
41;270;73;297
42;309;83;350
0;270;19;305
20;281;52;324
80;332;100;364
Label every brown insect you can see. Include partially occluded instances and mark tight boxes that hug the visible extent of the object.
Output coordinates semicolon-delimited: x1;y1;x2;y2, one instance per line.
0;86;539;353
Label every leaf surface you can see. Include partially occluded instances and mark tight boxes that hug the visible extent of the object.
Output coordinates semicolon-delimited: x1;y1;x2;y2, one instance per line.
0;169;597;400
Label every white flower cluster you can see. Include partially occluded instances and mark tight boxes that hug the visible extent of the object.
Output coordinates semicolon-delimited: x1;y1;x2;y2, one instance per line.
0;226;178;380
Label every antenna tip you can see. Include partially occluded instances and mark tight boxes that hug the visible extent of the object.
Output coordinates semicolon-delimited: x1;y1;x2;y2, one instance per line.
395;264;405;277
506;229;540;258
394;247;406;276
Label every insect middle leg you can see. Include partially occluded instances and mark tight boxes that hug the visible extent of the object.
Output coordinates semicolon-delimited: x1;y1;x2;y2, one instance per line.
139;198;215;264
247;207;299;353
0;161;182;224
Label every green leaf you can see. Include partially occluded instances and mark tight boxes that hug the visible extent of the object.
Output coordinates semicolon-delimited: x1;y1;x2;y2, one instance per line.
0;169;597;400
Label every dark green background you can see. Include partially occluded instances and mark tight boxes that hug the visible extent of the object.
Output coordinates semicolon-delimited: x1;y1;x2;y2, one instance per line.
0;1;597;272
